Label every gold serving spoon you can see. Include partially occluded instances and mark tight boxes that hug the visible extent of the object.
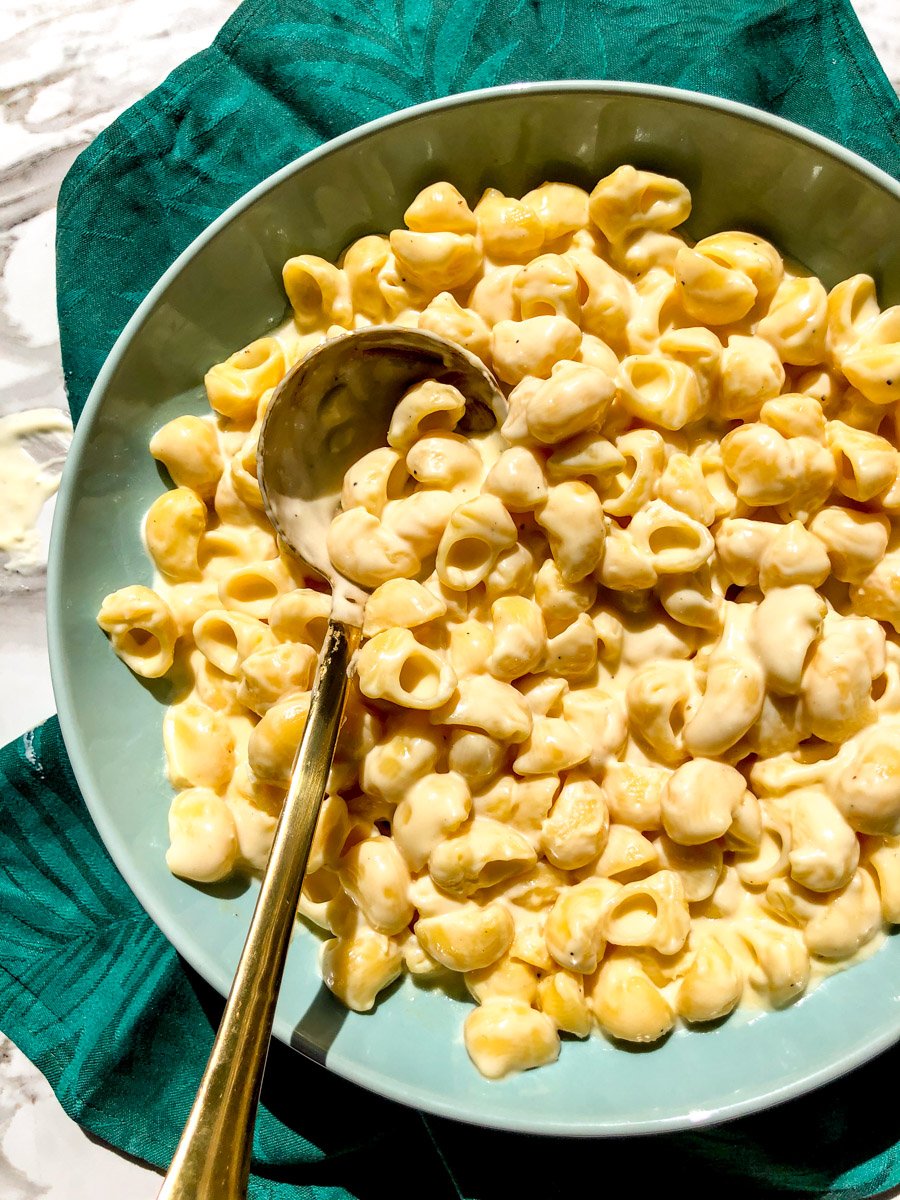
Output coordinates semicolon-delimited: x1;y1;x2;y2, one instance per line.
158;327;506;1200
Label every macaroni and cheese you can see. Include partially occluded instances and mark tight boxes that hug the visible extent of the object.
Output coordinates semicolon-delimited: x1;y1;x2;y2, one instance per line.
98;168;900;1080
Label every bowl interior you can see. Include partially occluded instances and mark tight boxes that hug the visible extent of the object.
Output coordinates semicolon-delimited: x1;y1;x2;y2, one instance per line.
49;84;900;1135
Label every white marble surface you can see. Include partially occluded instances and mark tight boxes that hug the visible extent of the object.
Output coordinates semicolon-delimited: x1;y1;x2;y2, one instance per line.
0;1;897;1195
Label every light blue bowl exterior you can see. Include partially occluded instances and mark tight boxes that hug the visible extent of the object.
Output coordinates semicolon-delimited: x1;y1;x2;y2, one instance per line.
48;82;900;1136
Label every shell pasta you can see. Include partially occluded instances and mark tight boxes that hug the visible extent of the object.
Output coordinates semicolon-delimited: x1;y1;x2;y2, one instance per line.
97;168;900;1079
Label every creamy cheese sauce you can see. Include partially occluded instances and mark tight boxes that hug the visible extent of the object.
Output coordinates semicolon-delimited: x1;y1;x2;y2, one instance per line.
104;170;900;1076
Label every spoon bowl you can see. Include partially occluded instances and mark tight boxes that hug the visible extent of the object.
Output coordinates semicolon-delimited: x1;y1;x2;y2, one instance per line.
257;325;507;607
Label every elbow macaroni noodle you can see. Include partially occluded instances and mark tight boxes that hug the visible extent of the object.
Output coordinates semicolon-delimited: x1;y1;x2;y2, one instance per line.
97;167;900;1079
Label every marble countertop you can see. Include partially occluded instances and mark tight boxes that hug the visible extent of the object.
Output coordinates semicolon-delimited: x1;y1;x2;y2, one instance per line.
0;2;898;1195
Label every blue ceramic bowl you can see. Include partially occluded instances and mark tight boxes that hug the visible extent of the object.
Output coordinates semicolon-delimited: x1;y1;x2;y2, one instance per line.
48;82;900;1135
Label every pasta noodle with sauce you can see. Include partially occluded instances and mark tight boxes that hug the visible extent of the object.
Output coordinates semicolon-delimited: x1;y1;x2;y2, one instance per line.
97;169;900;1080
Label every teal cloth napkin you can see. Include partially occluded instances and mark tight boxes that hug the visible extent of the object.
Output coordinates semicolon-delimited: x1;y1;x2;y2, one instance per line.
2;2;899;1197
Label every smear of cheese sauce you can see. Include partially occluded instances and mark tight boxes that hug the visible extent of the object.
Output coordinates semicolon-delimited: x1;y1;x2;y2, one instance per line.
0;409;72;572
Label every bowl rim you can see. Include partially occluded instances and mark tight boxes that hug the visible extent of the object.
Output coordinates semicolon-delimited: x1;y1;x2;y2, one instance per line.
48;80;900;1137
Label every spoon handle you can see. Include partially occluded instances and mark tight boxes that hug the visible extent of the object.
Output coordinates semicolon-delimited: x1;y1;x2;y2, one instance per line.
158;619;360;1200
